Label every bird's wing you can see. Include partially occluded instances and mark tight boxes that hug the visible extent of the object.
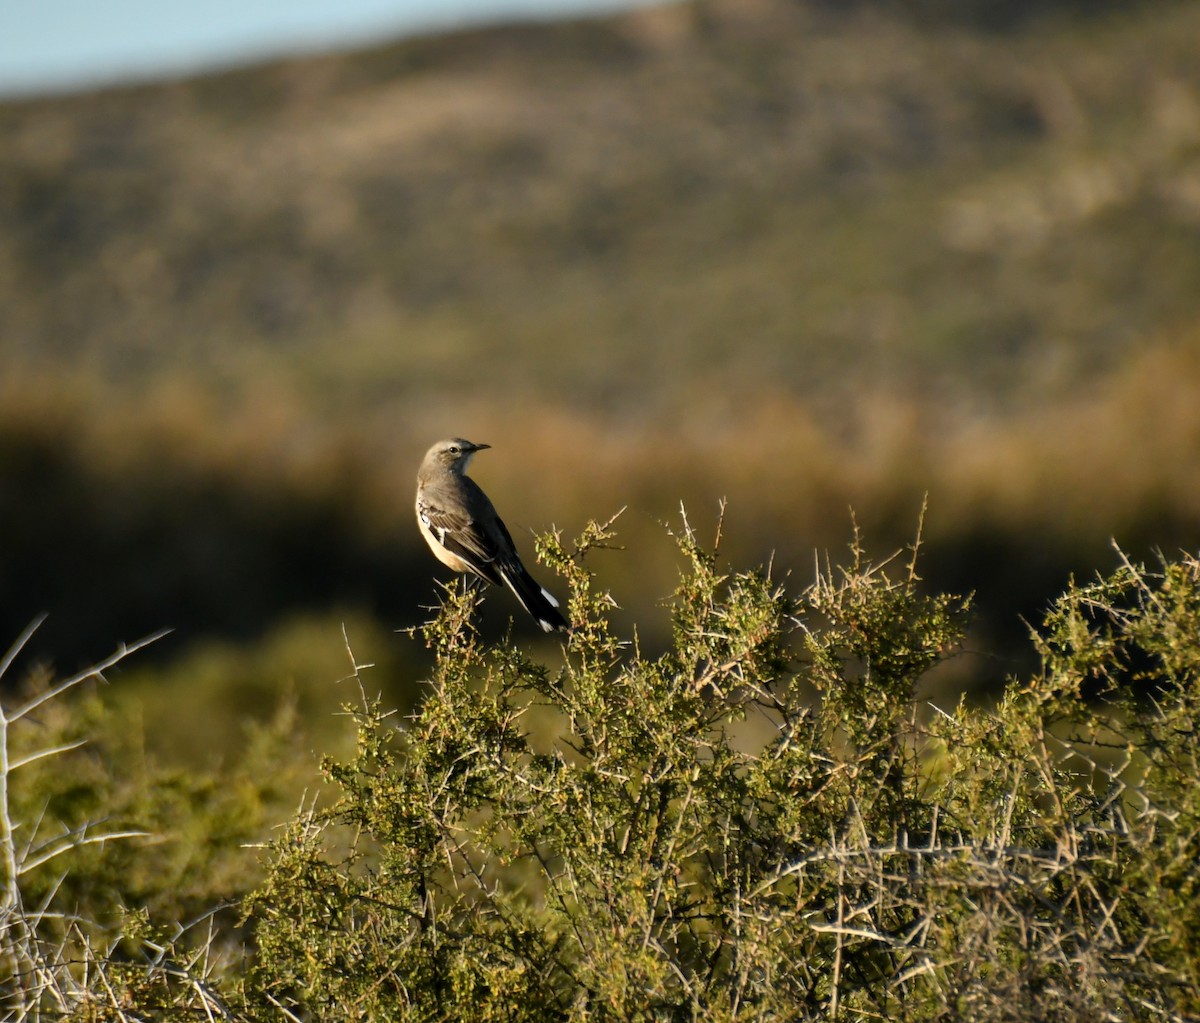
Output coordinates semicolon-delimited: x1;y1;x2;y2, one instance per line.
418;477;568;633
417;482;505;585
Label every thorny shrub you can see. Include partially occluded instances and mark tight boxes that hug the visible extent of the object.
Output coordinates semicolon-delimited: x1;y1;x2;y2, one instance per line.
246;513;1200;1022
3;512;1200;1020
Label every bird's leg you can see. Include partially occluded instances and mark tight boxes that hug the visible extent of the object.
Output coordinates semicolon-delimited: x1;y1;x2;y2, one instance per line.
461;574;489;623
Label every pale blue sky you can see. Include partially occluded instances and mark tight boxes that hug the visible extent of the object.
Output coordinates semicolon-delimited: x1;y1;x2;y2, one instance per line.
0;0;655;97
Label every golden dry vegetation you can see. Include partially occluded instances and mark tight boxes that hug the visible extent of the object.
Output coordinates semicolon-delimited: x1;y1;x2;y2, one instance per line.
2;0;1200;749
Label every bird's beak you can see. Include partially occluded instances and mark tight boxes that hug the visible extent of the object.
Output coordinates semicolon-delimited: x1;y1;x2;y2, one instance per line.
471;442;492;452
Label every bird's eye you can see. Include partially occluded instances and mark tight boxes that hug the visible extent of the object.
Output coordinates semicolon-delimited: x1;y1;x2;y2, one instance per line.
448;445;460;454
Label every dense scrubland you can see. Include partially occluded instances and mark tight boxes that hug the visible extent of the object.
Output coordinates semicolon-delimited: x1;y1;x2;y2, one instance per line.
2;0;1200;1014
6;515;1200;1019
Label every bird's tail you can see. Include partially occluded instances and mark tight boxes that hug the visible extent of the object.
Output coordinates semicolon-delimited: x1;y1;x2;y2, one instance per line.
499;563;569;633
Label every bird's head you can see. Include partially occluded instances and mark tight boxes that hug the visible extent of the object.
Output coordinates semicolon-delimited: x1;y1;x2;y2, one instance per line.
426;438;490;474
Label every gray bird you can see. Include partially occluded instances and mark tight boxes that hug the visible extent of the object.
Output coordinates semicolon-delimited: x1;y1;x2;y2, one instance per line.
415;438;568;633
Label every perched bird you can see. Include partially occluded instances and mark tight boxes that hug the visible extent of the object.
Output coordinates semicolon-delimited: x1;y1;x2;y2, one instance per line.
415;438;568;633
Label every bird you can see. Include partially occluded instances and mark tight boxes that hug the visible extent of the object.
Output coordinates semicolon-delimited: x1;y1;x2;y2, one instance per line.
415;438;569;633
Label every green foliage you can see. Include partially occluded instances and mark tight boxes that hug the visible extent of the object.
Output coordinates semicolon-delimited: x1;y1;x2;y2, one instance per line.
241;518;1200;1021
0;625;313;1018
7;518;1200;1020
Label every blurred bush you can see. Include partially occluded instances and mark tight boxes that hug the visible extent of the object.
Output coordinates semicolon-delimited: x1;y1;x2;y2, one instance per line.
2;0;1200;766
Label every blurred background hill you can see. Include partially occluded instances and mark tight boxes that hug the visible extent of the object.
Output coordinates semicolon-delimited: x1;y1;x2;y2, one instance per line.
3;0;1200;756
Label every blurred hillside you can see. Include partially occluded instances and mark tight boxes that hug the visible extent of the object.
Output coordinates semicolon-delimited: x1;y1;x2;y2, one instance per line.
3;0;1200;743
